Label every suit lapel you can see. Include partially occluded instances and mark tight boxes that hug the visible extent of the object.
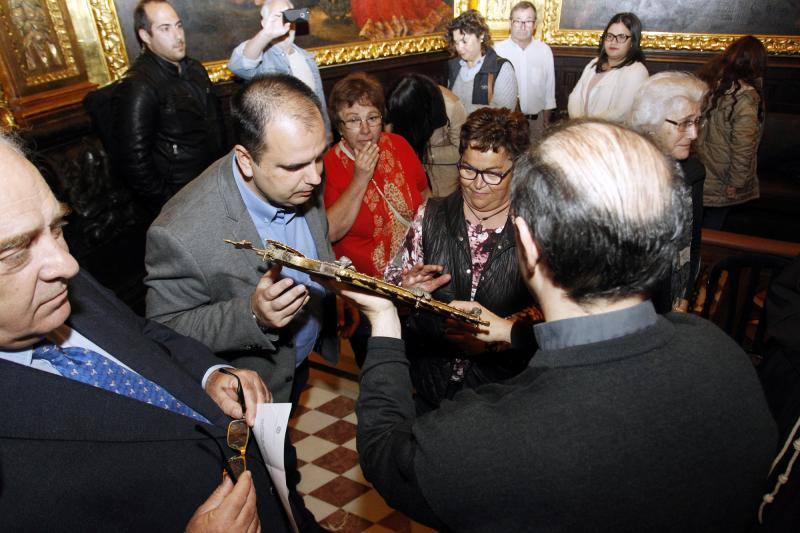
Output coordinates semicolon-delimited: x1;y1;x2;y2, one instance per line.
218;151;270;275
66;272;228;427
303;191;334;261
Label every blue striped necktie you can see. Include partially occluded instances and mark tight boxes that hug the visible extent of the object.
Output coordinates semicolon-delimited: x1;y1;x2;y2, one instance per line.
32;342;209;423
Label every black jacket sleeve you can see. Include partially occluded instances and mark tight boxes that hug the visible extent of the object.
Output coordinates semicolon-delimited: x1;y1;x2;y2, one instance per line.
113;76;168;208
356;337;447;530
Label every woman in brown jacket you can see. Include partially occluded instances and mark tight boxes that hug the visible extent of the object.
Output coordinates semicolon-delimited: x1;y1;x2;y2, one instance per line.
696;35;767;230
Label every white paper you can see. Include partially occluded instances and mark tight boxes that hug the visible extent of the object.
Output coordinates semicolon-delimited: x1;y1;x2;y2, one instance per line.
253;402;299;533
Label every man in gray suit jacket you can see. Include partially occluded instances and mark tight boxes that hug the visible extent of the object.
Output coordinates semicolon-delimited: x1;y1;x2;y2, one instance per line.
145;74;335;531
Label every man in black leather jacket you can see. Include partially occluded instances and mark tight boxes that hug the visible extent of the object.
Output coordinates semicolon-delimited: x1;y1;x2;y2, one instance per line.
113;0;225;216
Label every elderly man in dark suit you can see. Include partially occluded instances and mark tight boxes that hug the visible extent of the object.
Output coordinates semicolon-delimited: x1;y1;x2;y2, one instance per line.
0;134;290;531
145;74;336;531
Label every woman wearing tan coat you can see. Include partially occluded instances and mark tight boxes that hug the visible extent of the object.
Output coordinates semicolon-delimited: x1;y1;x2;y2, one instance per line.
696;35;767;229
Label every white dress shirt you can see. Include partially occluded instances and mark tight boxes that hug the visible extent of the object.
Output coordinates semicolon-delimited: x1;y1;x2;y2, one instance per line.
494;37;556;115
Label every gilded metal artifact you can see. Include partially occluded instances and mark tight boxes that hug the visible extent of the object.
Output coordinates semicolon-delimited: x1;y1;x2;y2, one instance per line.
225;239;488;327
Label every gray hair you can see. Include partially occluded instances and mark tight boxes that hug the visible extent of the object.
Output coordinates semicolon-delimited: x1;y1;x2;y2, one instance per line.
0;129;25;156
626;71;707;133
511;119;686;304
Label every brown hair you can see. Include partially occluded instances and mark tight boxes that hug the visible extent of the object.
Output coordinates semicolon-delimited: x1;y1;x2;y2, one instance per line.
459;107;530;159
328;72;385;123
447;9;492;55
697;35;767;123
510;1;537;20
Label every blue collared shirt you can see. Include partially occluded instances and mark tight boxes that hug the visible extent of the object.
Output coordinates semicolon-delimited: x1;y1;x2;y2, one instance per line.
0;325;227;388
233;156;323;366
459;55;485;82
533;301;658;351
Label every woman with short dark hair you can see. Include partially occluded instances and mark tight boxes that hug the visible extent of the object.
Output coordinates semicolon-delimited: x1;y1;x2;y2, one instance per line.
384;107;539;412
323;72;430;278
446;10;518;114
568;12;649;122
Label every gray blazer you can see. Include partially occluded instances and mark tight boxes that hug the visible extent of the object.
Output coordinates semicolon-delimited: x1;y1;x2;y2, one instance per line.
145;151;337;402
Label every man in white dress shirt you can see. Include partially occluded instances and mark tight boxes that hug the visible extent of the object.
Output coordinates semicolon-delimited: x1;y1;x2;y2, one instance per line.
494;1;556;140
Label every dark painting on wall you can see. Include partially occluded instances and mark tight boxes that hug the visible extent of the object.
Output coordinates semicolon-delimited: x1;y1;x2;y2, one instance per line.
559;0;800;36
115;0;454;64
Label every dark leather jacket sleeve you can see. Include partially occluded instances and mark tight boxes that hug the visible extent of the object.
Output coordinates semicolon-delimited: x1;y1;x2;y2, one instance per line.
113;75;167;207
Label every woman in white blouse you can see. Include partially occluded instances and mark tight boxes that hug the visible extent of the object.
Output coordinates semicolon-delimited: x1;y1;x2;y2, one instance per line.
568;12;649;122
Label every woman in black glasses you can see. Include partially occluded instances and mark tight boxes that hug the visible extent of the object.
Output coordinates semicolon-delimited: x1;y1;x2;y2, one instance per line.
568;12;649;122
384;107;540;413
627;71;708;313
323;71;430;278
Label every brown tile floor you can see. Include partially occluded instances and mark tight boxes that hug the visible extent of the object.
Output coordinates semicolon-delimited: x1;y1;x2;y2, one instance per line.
292;362;435;533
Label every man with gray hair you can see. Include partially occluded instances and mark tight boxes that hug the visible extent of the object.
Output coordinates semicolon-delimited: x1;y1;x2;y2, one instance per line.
494;1;555;140
340;120;776;530
228;0;330;135
0;133;288;530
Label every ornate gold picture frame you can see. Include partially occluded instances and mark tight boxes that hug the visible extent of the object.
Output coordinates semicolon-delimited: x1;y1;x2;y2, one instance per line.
80;0;464;85
538;0;800;55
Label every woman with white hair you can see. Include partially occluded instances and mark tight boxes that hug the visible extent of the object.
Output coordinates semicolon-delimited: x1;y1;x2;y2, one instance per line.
627;71;707;312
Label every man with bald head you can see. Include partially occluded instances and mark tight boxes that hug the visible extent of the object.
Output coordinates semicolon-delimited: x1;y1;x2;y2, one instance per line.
343;120;776;531
229;0;330;135
145;73;333;531
0;134;291;530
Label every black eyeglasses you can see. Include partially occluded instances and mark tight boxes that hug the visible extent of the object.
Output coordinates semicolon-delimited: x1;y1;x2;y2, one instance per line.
339;114;382;131
664;117;704;133
456;159;514;186
603;33;631;43
219;368;249;481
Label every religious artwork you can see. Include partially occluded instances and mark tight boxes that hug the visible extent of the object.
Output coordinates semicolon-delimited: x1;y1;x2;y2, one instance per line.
107;0;454;75
10;0;65;74
0;0;92;127
0;0;82;87
540;0;800;55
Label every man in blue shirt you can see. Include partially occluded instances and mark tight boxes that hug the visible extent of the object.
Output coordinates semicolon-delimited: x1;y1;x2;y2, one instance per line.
145;74;335;531
228;0;331;136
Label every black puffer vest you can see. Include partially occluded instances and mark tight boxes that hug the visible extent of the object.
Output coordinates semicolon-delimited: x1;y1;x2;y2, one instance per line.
405;191;535;409
447;48;509;106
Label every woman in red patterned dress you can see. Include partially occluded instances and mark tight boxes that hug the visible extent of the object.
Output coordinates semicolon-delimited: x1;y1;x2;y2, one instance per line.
323;71;430;278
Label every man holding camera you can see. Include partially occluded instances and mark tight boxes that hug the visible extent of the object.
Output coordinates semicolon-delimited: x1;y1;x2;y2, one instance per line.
229;0;330;135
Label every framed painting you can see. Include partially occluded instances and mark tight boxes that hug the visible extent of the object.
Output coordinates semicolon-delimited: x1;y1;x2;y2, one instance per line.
539;0;800;55
84;0;458;83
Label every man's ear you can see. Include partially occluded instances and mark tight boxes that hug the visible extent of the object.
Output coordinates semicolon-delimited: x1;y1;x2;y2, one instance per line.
138;28;152;48
513;216;540;272
234;145;255;179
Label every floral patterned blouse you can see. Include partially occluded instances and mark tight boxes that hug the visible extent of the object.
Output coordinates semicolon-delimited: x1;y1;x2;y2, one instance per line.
323;132;428;277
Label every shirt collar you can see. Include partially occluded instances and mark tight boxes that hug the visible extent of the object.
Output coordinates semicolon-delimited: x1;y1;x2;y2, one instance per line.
232;154;298;224
0;324;72;365
459;55;485;70
533;300;658;351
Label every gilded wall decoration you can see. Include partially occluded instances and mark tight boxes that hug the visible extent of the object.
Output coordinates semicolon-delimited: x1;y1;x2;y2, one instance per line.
541;0;800;55
1;0;80;86
93;0;454;83
86;0;129;80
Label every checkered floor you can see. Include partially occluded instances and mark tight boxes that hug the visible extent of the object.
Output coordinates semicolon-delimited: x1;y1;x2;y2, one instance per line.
290;368;435;533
